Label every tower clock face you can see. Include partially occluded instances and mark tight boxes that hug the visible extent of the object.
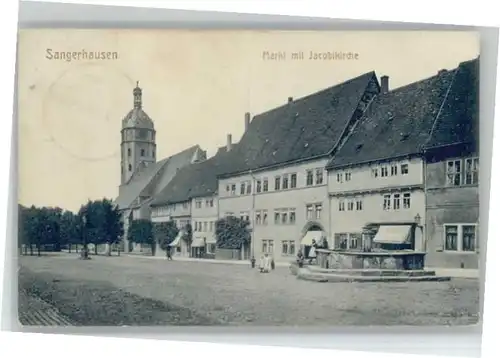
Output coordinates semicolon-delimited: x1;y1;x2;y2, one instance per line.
41;62;134;161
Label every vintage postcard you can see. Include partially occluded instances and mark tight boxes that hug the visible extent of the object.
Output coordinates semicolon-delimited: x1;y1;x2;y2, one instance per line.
17;29;480;326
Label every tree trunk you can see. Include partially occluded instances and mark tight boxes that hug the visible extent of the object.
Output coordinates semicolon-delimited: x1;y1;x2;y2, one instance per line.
29;244;33;256
68;244;72;253
94;244;98;255
105;243;111;256
151;242;156;256
37;244;41;256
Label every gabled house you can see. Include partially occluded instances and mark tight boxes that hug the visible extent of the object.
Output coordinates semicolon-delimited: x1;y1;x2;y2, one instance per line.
423;57;480;269
216;72;381;262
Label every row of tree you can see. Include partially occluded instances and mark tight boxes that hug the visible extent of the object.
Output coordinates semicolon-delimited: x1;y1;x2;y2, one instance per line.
18;198;252;257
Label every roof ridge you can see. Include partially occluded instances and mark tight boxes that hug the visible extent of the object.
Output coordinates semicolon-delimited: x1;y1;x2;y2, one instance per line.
423;68;460;150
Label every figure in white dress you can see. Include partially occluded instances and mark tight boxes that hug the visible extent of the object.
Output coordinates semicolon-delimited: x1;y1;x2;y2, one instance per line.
262;253;272;273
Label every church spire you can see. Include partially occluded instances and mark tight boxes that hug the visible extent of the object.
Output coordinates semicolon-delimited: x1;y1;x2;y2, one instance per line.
133;81;142;109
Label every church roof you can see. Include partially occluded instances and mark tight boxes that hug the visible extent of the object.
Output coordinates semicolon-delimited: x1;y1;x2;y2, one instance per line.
217;71;378;177
326;57;478;169
115;145;200;210
122;108;154;129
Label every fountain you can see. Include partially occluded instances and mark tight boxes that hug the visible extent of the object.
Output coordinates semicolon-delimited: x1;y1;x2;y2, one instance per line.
290;221;451;282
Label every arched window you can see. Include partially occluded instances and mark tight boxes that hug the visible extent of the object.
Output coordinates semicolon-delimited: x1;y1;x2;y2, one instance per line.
128;164;132;171
127;148;131;157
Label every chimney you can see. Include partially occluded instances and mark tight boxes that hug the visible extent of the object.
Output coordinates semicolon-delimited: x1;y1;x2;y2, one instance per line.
226;134;232;152
288;97;293;104
244;112;251;131
380;75;389;94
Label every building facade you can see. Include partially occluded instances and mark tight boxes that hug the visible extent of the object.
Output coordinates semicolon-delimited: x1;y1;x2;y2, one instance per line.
423;58;479;269
217;72;381;262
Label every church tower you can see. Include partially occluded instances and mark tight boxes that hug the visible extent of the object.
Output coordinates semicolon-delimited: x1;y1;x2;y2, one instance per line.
120;82;156;184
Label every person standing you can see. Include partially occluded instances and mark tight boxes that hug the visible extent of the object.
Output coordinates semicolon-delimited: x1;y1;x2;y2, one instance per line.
263;253;272;273
308;239;317;264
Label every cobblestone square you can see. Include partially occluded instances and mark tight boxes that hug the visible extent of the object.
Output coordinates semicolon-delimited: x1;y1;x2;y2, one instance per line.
18;254;480;326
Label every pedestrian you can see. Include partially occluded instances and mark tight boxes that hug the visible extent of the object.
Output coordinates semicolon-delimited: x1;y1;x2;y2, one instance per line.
259;254;265;272
263;253;272;273
167;247;173;260
308;239;317;265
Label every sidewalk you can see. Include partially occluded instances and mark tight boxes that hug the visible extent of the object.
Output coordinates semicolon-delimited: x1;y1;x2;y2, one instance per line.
123;254;292;267
426;267;479;279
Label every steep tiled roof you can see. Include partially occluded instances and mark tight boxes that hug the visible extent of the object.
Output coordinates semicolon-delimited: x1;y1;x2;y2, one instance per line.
326;67;459;169
425;57;479;149
218;71;378;177
115;145;199;210
150;145;238;206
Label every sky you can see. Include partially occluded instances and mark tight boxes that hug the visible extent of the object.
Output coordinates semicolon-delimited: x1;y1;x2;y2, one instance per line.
17;30;479;212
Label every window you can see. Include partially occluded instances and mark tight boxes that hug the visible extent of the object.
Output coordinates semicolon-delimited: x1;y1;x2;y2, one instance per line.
371;167;379;178
393;193;400;210
206;199;214;207
347;200;354;211
338;200;345;211
152;149;155;158
246;182;251;194
141;149;145;157
349;233;361;250
334;233;348;250
127;148;131;157
403;193;411;209
289;210;296;224
306;170;314;186
306;205;314;220
183;202;188;209
231;184;236;195
290;173;297;188
383;194;391;210
401;163;409;175
262;210;268;225
203;222;207;232
226;185;230;193
281;212;288;224
209;221;214;232
282;240;295;255
390;164;398;176
444;225;458;251
446;160;462;186
444;224;477;252
262;240;274;254
275;176;281;190
355;198;363;211
381;166;389;177
240;182;246;195
337;173;343;183
128;164;132;171
462;225;476;252
255;211;262;225
344;171;351;182
315;204;322;219
274;211;280;224
256;180;262;193
282;175;289;190
263;178;269;192
316;169;324;185
465;158;479;185
195;200;202;209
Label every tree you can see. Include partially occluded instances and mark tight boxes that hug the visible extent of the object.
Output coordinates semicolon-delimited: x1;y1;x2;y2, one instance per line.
153;221;178;255
215;216;251;250
182;223;193;257
128;219;155;255
101;199;124;255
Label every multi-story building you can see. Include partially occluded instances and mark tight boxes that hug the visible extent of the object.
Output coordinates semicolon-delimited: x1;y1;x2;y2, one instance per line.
150;131;240;257
114;82;206;252
325;58;479;270
423;58;479;269
217;72;381;262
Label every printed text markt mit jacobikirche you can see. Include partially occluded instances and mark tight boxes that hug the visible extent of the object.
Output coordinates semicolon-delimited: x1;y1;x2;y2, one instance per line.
262;50;359;61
